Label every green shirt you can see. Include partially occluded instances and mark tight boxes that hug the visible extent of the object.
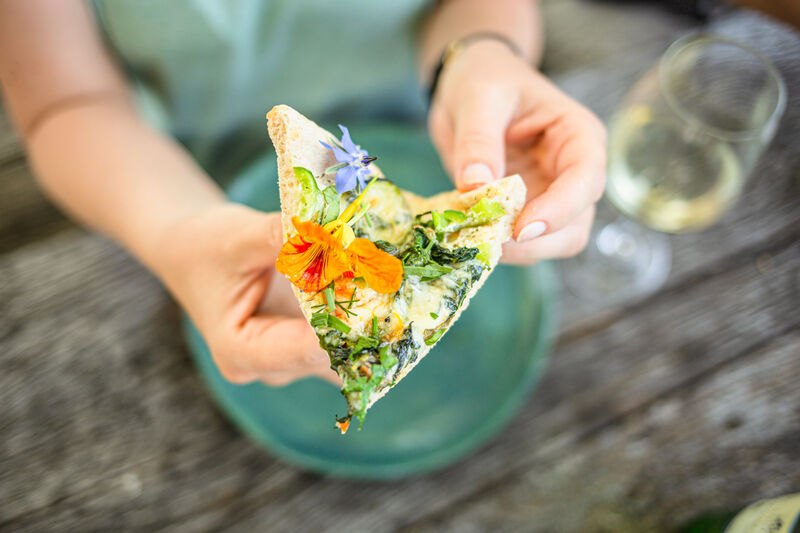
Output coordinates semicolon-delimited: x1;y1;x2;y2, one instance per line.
92;0;430;179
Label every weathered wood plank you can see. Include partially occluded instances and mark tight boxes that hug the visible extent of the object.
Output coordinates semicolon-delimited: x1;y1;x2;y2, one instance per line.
0;233;303;532
404;332;800;532
0;4;798;533
556;8;800;328
0;108;23;167
541;0;698;77
205;237;800;533
1;213;796;532
0;160;73;254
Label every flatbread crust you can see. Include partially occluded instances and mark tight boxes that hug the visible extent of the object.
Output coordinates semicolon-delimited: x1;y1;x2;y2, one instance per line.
266;105;526;413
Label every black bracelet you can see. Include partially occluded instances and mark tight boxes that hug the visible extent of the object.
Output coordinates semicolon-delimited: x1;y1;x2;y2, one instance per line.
426;32;524;104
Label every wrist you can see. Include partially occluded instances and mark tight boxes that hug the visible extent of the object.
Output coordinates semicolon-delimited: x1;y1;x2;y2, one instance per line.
426;33;524;103
135;196;227;280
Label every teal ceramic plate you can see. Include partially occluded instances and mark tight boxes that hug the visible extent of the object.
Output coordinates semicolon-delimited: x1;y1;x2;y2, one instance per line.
183;124;558;479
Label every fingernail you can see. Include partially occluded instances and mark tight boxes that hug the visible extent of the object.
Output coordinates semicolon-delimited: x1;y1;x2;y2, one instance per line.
461;163;494;187
517;221;547;242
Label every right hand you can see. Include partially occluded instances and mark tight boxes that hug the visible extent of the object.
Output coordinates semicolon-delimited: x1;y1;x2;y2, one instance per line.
155;203;340;386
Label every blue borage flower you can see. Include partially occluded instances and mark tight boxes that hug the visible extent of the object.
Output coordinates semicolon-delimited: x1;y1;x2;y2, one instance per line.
320;125;377;194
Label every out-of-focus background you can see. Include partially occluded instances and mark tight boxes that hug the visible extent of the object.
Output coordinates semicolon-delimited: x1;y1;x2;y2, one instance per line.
1;0;799;531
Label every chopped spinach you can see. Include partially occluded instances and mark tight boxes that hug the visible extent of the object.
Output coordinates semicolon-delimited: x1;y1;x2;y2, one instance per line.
318;329;350;365
431;244;479;264
392;326;419;369
373;240;400;256
443;284;469;313
342;343;400;424
401;227;436;266
398;226;481;282
350;335;379;358
465;261;485;283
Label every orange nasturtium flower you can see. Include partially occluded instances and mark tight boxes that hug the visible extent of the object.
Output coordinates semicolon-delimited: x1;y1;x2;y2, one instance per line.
275;217;350;293
276;183;403;294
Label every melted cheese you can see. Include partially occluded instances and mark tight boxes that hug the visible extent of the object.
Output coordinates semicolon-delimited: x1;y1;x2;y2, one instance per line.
336;286;393;338
402;277;447;332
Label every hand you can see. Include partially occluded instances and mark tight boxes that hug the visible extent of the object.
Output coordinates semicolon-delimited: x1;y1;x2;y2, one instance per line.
155;203;339;386
428;40;607;264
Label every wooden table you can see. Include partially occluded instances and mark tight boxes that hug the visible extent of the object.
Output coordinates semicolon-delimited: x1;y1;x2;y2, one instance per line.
1;3;798;532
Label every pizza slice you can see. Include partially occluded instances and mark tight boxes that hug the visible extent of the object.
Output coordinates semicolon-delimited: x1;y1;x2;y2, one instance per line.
267;105;526;433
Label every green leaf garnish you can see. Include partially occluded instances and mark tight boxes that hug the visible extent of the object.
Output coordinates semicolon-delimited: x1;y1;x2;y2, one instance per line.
350;336;379;357
443;209;467;222
371;316;379;338
323;283;336;313
320;186;340;225
468;198;505;222
425;329;445;346
328;315;351;333
379;345;398;373
431;211;446;232
294;167;324;221
416;198;506;234
404;263;452;281
310;311;351;334
400;227;436;266
341;343;400;425
430;312;439;320
374;240;399;256
430;244;479;264
312;287;360;318
475;242;492;266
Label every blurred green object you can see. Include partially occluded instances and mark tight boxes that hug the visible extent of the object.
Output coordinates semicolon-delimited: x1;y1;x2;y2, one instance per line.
676;493;800;533
183;124;558;479
92;0;429;179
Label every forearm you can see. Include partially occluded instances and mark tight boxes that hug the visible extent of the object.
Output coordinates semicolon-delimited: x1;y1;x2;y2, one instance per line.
419;0;543;84
25;97;225;272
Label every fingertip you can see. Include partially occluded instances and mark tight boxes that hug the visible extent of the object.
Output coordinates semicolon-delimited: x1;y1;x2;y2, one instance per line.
458;162;494;191
319;369;343;387
515;220;547;242
501;239;541;266
514;201;550;242
305;346;329;366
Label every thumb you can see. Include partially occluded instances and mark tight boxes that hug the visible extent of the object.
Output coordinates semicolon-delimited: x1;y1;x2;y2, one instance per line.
230;208;286;270
452;87;515;191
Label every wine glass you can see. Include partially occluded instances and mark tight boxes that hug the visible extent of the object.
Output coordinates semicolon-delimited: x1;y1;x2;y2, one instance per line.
563;33;786;303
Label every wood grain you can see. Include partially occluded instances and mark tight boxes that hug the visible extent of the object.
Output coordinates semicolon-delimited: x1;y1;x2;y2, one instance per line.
212;239;800;533
0;160;73;254
0;108;23;166
405;331;800;532
0;2;798;532
0;190;796;532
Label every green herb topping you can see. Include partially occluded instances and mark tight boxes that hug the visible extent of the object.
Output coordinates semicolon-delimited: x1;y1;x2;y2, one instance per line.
424;328;446;346
417;198;506;235
310;311;351;334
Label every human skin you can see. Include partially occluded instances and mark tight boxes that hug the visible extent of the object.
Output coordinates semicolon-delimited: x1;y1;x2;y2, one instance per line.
421;0;606;264
0;0;604;385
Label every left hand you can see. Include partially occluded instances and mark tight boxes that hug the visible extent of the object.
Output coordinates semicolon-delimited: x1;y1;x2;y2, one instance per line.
428;39;607;264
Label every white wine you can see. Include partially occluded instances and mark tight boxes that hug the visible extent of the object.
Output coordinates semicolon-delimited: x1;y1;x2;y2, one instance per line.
606;105;745;233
